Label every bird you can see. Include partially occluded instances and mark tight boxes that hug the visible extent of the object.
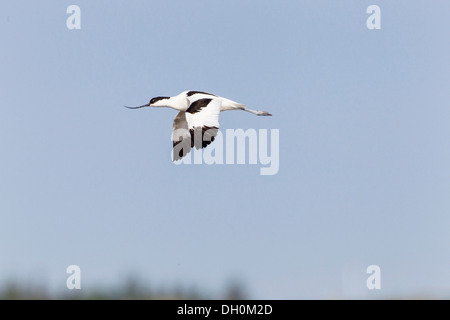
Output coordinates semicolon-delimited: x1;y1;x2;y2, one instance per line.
125;90;272;161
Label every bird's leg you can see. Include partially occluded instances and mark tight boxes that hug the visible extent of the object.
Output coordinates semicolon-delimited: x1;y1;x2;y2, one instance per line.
243;108;272;116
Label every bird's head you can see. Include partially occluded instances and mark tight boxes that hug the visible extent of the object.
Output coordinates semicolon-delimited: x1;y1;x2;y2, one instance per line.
125;96;170;109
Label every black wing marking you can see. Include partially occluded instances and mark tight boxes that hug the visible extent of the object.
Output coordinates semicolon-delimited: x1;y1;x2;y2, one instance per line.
186;91;217;97
186;98;213;114
190;126;219;149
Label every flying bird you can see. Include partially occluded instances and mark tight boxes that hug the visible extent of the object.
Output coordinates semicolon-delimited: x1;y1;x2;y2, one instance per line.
125;90;272;161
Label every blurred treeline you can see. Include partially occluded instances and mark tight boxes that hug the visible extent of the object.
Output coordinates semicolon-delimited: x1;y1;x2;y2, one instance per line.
0;278;247;300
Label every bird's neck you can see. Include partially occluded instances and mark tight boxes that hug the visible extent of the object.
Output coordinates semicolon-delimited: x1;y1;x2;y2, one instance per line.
155;95;185;111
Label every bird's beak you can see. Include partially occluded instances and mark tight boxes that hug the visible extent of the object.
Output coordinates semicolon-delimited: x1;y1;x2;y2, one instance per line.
124;103;150;109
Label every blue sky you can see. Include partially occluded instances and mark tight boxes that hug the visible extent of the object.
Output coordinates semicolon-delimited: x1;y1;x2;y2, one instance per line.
1;1;449;299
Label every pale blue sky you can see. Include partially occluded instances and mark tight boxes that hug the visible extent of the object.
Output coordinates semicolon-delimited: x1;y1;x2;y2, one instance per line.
1;1;449;299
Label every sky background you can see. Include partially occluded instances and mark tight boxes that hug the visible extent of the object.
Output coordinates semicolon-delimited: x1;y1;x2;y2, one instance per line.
1;1;449;299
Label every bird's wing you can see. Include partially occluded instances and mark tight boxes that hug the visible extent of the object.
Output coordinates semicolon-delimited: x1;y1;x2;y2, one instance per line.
172;111;192;161
172;97;221;161
185;97;221;150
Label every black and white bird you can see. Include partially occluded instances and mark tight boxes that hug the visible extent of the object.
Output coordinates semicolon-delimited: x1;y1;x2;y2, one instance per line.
125;90;272;160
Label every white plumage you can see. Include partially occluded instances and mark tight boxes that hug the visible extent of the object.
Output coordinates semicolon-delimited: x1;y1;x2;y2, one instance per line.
125;90;271;160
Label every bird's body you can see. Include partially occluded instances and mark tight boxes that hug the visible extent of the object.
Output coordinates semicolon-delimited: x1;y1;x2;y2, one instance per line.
125;90;271;160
